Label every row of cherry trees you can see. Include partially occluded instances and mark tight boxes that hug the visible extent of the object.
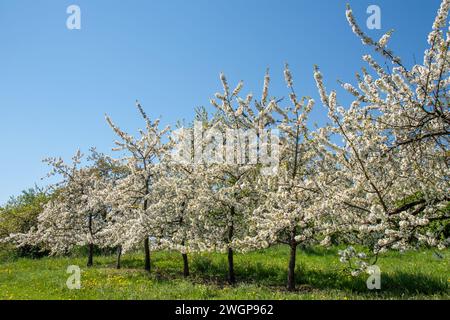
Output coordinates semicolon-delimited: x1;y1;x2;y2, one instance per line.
6;1;449;291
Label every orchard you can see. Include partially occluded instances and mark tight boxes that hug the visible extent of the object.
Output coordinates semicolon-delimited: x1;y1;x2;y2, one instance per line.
2;0;449;294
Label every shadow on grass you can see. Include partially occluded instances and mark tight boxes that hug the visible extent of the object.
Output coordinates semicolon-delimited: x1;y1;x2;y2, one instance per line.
380;272;448;295
297;268;447;294
185;254;448;295
114;257;145;269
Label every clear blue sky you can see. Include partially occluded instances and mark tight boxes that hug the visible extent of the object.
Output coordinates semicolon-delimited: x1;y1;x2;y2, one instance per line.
0;0;444;204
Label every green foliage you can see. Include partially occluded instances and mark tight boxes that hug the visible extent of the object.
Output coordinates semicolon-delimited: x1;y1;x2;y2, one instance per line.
0;246;448;300
0;187;51;258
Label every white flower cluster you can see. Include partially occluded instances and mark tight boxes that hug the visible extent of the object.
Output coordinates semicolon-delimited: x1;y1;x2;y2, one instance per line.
338;246;370;276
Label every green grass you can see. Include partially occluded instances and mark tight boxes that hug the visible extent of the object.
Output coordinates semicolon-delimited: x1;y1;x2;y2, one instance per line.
0;246;448;300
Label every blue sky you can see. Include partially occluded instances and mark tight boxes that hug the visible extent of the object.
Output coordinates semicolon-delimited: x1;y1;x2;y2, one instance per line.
0;0;444;204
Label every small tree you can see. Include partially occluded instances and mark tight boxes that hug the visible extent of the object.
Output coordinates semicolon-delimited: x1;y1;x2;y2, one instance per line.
246;65;338;291
312;0;449;270
147;162;196;277
105;102;170;272
9;151;109;266
88;149;129;269
188;72;280;284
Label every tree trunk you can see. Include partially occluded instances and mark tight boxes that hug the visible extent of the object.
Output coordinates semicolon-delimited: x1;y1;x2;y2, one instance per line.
227;247;236;284
287;231;297;291
116;246;122;269
182;253;189;277
227;206;236;284
87;243;94;267
142;182;151;272
87;212;94;267
144;238;151;272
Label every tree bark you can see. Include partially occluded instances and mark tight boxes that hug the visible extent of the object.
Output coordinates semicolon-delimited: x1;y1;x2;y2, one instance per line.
227;206;236;285
142;182;152;272
144;238;151;272
287;229;298;291
87;243;94;267
87;212;94;267
227;247;236;284
116;246;122;269
182;253;190;277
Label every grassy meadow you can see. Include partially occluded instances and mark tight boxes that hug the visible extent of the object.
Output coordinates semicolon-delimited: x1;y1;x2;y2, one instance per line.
0;246;448;300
